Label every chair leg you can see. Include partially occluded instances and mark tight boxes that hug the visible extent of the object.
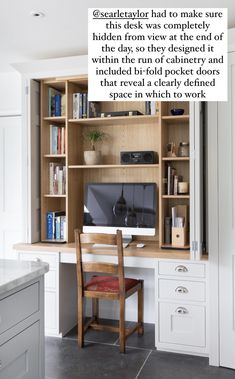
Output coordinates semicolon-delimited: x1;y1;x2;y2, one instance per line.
138;280;144;335
78;294;84;348
92;298;99;322
119;297;125;353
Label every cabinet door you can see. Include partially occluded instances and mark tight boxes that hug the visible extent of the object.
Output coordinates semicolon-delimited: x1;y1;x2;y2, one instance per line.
159;302;206;347
0;322;39;379
0;116;22;259
218;52;235;369
190;102;204;259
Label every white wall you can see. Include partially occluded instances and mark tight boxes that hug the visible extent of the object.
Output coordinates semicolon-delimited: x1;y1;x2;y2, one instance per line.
0;71;23;259
0;72;21;115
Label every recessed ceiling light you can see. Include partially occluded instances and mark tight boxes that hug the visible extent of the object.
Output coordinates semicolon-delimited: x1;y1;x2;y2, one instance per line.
30;11;45;18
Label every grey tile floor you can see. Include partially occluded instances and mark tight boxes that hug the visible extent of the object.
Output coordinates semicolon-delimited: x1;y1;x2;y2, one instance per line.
45;322;234;379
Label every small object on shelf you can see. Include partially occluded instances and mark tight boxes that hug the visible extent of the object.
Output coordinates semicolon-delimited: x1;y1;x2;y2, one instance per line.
178;182;189;194
178;142;189;157
120;151;157;165
167;142;177;157
98;110;143;118
83;130;105;165
136;243;145;248
170;108;184;116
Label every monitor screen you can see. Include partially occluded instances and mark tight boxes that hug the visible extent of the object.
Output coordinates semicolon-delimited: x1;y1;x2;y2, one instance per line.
83;183;156;236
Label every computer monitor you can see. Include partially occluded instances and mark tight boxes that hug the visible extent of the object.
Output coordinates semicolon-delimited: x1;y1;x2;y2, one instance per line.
83;183;156;238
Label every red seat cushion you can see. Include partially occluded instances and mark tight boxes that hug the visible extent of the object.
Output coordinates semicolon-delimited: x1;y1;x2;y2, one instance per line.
84;276;139;293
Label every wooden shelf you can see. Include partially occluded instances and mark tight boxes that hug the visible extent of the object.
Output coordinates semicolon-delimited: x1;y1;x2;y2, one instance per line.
161;115;189;123
162;157;189;161
69;164;159;169
44;154;66;158
161;244;190;250
68;115;159;126
43;116;66;123
162;195;190;199
44;194;66;198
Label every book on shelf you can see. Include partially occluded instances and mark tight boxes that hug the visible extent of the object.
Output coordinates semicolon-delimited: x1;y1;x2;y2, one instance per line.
48;87;65;117
73;92;100;119
166;165;183;195
46;211;66;241
145;101;158;115
49;163;66;195
50;125;65;155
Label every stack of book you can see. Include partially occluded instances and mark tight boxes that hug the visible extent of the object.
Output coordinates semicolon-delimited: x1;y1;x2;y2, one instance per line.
46;211;66;241
73;92;100;119
49;163;66;195
166;165;182;195
50;125;66;155
48;87;66;117
145;101;158;115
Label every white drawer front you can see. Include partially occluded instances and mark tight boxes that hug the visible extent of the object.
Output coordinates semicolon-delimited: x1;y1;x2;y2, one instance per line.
45;270;57;290
159;302;206;347
0;322;39;379
0;283;39;335
19;252;58;269
158;279;205;302
158;261;205;278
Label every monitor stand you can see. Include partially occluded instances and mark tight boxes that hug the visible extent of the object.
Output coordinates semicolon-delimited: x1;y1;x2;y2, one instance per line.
123;235;132;248
93;235;132;249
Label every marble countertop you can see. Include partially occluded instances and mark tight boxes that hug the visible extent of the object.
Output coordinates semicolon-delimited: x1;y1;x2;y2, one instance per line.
0;259;49;296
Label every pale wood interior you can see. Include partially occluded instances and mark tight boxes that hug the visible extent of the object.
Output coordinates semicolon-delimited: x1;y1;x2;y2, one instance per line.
40;76;190;248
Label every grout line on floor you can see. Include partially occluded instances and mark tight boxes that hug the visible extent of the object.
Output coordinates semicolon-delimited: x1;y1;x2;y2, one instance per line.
134;350;152;379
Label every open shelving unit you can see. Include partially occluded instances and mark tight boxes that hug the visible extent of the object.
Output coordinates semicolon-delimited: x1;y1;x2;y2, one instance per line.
159;102;190;249
40;75;190;249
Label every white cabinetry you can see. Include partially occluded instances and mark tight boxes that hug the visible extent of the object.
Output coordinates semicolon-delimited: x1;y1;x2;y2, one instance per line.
0;275;45;379
155;259;208;356
18;250;77;337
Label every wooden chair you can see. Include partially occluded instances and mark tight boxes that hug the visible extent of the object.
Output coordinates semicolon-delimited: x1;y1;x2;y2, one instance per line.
74;229;144;353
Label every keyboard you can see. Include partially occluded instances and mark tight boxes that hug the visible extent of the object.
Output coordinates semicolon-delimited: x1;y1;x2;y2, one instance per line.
92;243;129;249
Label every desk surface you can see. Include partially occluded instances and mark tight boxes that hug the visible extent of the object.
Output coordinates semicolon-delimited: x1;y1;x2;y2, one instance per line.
14;241;208;261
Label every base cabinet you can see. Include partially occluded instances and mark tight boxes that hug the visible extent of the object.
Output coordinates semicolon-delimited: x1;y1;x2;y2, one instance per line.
0;322;39;379
156;259;208;356
18;250;77;337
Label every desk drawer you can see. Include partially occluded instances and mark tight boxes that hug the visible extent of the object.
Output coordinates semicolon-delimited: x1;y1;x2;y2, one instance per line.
0;283;39;335
18;252;58;269
159;302;206;347
158;261;205;278
158;279;205;302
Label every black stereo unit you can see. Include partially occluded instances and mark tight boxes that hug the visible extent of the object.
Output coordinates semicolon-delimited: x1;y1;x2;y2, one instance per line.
120;151;157;165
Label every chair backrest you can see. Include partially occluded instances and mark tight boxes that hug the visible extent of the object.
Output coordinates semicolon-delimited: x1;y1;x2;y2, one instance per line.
74;229;125;294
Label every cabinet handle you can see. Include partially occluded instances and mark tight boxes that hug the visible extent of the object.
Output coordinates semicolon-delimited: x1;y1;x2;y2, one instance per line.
175;306;188;315
175;265;188;273
175;286;188;294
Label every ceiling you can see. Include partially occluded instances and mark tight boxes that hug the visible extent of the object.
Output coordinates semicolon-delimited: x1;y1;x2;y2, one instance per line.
0;0;234;72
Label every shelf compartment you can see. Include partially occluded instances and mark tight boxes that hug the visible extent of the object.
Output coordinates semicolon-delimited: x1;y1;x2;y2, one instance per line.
162;157;189;161
68;115;159;126
161;115;189;123
162;195;190;199
44;116;66;123
69;164;159;169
